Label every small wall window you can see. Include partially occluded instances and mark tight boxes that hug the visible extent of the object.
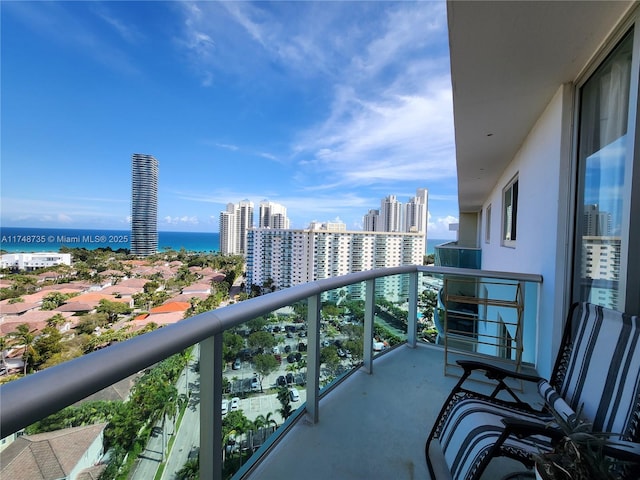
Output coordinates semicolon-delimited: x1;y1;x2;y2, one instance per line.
502;175;518;246
485;204;492;243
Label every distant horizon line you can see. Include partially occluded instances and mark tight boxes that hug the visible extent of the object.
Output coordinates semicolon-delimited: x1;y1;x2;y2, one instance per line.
0;225;455;240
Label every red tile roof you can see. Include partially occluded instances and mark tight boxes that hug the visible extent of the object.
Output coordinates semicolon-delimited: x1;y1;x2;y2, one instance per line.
150;302;190;313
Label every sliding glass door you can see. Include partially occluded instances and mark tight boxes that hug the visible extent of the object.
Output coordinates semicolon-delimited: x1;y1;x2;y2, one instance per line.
573;27;639;312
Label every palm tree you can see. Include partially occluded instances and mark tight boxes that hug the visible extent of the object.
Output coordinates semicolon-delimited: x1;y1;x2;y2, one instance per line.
11;324;36;375
46;313;66;329
159;383;179;460
176;456;199;480
277;386;293;420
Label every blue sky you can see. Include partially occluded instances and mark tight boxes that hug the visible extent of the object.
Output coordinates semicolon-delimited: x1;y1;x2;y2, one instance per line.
1;1;458;239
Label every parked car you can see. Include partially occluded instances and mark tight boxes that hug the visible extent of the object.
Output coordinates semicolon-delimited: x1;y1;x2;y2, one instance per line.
230;397;240;411
289;389;300;402
287;353;296;363
286;373;295;384
251;377;259;391
277;375;286;387
232;358;241;370
298;331;306;338
298;342;307;352
221;399;228;415
284;345;292;353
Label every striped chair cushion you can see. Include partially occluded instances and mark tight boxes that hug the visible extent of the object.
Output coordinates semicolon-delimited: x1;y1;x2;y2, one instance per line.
437;393;554;480
537;379;576;423
556;303;640;439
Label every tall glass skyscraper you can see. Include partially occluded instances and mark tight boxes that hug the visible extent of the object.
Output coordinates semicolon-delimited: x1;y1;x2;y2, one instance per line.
131;154;158;256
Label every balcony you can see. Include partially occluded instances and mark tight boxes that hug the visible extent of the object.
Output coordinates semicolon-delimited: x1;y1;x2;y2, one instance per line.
434;242;481;269
0;266;541;480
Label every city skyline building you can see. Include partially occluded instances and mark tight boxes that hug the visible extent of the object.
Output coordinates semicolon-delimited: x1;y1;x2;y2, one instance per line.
130;154;158;256
363;209;380;232
246;223;425;302
259;200;290;229
379;195;403;232
219;200;254;255
362;189;428;250
404;188;428;234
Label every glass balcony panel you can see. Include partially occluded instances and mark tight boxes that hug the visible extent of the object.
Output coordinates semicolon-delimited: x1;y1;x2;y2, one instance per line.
222;308;306;479
373;274;409;358
418;270;539;373
319;283;365;392
434;241;481;269
417;270;444;345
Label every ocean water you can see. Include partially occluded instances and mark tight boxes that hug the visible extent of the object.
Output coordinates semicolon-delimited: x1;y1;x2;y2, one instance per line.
0;226;449;255
0;227;219;253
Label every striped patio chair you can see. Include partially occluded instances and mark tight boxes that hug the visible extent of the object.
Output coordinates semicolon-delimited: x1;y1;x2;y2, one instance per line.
426;302;640;480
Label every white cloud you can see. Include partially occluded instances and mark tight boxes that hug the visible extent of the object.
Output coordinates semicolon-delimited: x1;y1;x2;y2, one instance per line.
428;214;458;239
162;216;200;225
215;143;239;151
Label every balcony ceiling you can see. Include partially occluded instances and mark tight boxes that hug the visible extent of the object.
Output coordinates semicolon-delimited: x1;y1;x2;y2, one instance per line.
447;0;634;212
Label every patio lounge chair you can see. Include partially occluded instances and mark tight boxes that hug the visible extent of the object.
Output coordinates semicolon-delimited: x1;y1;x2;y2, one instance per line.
425;302;640;480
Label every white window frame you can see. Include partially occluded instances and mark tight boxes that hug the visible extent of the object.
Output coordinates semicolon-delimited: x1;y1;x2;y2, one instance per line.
502;175;518;248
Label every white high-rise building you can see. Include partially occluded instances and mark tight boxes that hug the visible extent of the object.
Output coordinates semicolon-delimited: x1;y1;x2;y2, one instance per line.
403;188;428;234
219;200;254;255
379;195;402;232
363;209;379;232
583;204;612;236
219;204;236;255
246;224;424;301
259;200;290;229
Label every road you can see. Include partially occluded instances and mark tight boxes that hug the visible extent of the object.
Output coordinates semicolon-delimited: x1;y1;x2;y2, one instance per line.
130;347;198;480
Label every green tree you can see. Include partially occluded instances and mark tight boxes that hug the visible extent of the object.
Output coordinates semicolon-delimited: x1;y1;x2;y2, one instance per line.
246;316;268;333
247;331;276;352
41;292;70;310
320;345;341;376
10;324;36;375
96;299;132;323
75;313;110;335
176;456;199;480
277;386;293;420
419;289;438;324
46;313;66;328
223;331;244;364
143;280;160;294
32;326;63;370
252;354;278;392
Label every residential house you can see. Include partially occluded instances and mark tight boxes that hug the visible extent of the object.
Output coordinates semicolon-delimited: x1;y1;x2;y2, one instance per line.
0;423;107;480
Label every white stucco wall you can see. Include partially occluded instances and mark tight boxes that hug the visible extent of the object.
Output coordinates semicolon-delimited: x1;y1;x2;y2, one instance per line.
480;85;573;377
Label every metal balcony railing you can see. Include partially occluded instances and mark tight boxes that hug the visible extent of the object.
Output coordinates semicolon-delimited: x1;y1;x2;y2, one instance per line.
0;265;541;480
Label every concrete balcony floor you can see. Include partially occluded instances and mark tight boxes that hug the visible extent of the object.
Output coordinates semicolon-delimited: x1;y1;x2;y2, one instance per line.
248;343;541;480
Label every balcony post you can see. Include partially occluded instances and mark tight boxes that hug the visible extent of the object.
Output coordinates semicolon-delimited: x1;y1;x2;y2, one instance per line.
200;333;223;480
363;278;375;374
407;271;418;348
306;293;321;424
